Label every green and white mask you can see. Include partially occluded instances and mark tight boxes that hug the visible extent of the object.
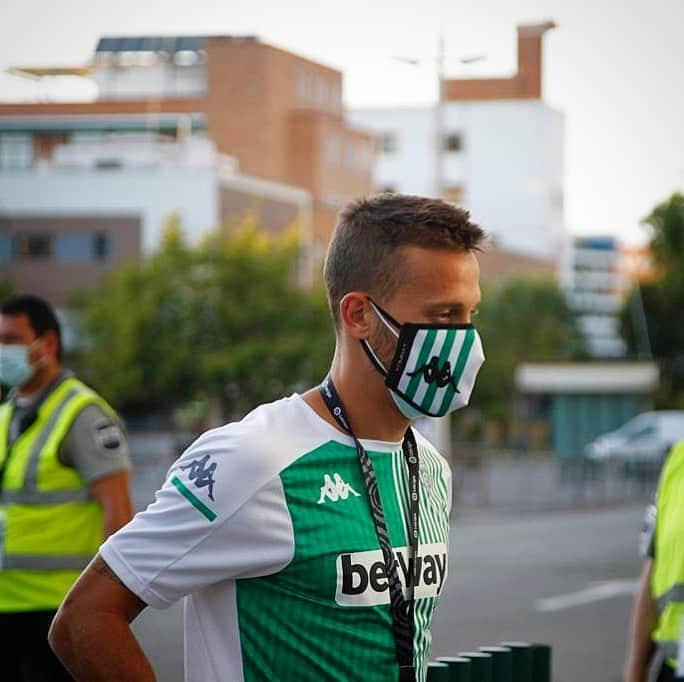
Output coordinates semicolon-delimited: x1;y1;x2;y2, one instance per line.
361;299;485;420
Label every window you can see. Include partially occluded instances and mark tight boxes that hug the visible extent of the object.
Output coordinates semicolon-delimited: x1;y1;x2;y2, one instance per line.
627;425;656;442
444;132;463;152
54;232;111;262
0;134;33;170
94;159;122;170
16;233;52;259
0;233;13;263
380;132;397;154
70;131;107;145
55;233;92;262
174;50;200;66
93;232;111;260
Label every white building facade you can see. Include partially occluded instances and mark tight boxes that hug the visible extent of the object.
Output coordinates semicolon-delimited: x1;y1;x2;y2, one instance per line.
349;99;564;259
558;235;628;358
0;129;312;305
349;22;564;260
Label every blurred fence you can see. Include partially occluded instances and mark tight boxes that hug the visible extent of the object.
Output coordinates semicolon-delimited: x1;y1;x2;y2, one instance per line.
127;431;658;514
427;642;552;681
452;450;658;512
127;430;193;511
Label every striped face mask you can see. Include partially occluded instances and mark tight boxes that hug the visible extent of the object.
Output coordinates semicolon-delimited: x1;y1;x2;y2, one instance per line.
361;299;485;420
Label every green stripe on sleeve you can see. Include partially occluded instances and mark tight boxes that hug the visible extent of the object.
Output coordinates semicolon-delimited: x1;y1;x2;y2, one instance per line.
171;475;217;522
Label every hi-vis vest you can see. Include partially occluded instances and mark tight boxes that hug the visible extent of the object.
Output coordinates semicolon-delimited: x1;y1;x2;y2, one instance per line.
651;441;684;668
0;375;115;612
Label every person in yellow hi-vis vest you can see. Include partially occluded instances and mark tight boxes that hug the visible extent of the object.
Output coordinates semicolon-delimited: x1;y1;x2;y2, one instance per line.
0;294;133;682
624;440;684;682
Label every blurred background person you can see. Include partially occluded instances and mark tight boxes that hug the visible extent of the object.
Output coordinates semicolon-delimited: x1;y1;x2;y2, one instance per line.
624;440;684;682
0;294;133;682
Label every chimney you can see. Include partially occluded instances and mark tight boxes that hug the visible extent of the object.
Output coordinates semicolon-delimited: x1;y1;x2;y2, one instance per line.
516;21;556;99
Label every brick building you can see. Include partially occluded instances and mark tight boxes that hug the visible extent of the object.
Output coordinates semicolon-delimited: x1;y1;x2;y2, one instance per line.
0;36;374;304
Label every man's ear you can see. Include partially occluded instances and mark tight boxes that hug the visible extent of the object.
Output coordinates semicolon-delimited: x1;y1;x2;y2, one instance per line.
34;329;59;364
339;293;371;340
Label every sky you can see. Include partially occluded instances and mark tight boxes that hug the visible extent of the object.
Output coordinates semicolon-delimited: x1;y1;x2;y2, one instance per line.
2;0;684;245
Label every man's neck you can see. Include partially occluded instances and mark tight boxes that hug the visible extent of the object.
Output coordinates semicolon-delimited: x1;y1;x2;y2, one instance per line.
16;364;62;399
303;358;410;443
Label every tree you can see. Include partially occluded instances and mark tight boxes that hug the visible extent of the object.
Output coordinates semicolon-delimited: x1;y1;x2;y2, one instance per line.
0;279;13;304
462;277;586;440
71;221;333;420
621;193;684;407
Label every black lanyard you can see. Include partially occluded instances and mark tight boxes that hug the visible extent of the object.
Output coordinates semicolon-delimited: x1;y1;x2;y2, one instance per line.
319;376;420;682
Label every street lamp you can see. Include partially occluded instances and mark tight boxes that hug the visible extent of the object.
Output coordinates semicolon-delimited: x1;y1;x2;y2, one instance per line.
393;44;486;197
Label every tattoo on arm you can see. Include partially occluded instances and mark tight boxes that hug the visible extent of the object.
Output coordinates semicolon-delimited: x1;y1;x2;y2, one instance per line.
90;554;148;618
91;555;127;588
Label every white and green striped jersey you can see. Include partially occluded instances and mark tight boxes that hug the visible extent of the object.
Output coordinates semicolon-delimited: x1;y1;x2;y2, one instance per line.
101;394;452;682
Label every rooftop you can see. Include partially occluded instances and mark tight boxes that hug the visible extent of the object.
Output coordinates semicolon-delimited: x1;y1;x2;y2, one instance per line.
95;35;257;54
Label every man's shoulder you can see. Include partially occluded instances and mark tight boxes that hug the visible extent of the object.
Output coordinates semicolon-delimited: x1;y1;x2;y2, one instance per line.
47;373;113;415
193;394;325;460
168;395;331;512
413;427;448;466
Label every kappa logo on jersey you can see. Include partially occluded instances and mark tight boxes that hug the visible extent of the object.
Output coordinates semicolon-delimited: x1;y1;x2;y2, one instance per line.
180;454;217;501
335;542;448;606
317;473;361;504
419;465;433;492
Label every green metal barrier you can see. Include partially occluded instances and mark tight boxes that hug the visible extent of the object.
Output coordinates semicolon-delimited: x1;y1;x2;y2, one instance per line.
435;656;473;682
426;642;551;682
426;662;451;681
457;652;493;682
530;644;552;682
499;642;533;682
478;646;513;682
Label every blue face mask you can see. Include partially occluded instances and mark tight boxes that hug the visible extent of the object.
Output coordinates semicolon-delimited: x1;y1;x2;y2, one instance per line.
0;344;37;388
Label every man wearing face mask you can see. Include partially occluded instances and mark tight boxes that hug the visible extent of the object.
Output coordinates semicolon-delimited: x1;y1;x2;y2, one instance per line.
0;294;133;682
49;194;486;682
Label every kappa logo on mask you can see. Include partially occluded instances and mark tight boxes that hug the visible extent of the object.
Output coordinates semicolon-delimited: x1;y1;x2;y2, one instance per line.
408;356;460;391
335;542;448;606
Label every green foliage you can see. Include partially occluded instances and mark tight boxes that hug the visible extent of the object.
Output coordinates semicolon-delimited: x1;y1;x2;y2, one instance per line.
621;193;684;407
647;192;684;285
468;277;586;429
72;220;333;418
0;279;14;304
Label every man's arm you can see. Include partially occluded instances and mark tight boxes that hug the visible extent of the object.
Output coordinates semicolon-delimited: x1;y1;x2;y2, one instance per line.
623;558;657;682
49;554;154;682
91;471;133;538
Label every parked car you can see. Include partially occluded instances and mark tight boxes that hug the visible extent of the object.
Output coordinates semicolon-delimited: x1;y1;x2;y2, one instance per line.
584;411;684;462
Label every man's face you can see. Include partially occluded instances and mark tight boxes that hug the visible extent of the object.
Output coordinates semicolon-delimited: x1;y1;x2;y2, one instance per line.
369;245;481;365
0;313;47;367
